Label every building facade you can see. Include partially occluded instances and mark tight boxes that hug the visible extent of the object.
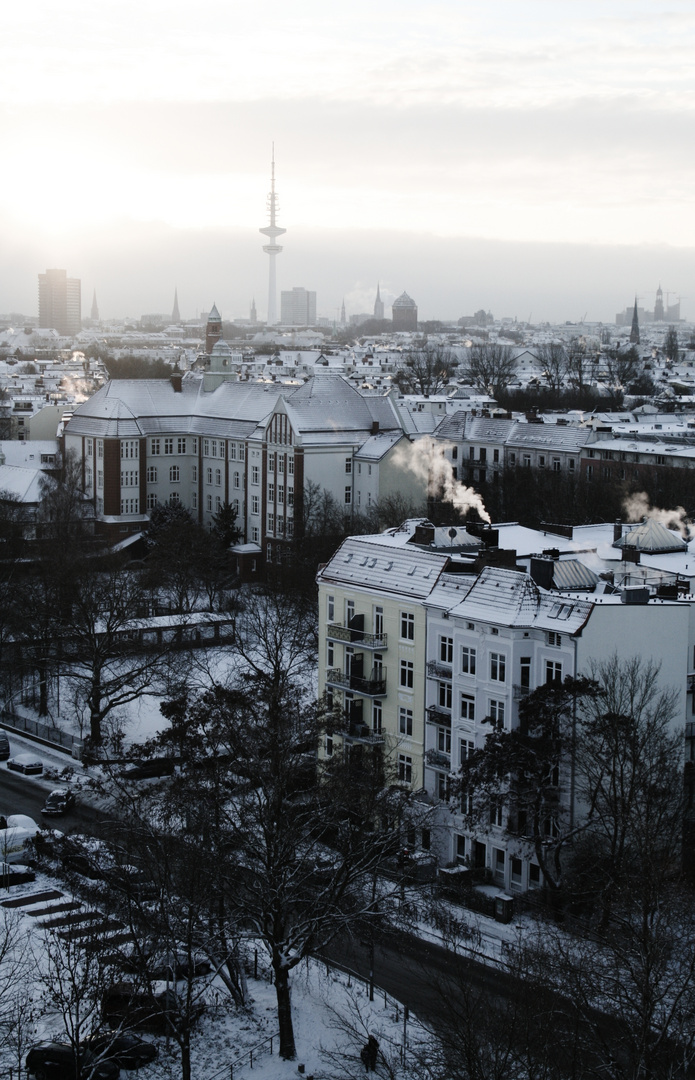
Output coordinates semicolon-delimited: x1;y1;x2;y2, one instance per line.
280;288;317;327
38;269;81;336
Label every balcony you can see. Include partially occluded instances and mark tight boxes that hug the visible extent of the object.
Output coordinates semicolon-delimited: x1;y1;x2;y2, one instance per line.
426;705;452;727
326;623;387;650
427;660;452;679
513;684;531;702
340;721;385;745
425;748;451;770
326;667;387;698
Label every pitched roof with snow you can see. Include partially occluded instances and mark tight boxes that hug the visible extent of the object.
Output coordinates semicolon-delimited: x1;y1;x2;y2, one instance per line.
612;517;687;554
317;537;449;599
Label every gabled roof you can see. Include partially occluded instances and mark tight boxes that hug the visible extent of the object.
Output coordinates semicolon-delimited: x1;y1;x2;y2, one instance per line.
317;537;449;598
449;567;541;625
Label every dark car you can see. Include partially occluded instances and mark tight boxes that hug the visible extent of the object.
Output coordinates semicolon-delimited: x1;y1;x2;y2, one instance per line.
102;981;205;1033
0;732;10;760
7;752;43;775
118;758;175;780
26;1041;119;1079
42;788;76;817
83;1033;157;1069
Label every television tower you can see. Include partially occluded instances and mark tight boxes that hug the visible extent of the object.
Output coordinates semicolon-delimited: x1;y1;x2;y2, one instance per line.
259;146;286;325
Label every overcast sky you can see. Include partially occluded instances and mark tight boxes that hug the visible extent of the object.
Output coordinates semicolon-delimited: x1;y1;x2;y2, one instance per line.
1;0;694;324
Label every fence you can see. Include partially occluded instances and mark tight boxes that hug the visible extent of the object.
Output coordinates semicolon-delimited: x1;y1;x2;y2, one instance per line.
203;1030;280;1080
0;707;79;757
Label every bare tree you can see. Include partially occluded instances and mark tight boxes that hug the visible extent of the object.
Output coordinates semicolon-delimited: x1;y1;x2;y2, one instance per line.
461;345;518;399
603;347;642;406
534;344;569;394
393;344;459;397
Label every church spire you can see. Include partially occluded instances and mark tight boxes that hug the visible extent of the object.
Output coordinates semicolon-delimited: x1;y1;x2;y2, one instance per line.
90;290;99;322
172;288;181;323
373;282;384;320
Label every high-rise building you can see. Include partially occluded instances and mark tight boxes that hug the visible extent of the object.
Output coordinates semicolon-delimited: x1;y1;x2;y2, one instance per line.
392;291;417;331
280;288;316;326
374;283;384;321
654;284;665;322
38;269;81;335
250;298;257;325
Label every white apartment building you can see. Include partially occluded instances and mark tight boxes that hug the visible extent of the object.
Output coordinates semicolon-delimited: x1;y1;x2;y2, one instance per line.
317;525;692;894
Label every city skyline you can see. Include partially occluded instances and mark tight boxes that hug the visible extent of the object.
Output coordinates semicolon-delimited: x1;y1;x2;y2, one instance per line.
0;1;694;323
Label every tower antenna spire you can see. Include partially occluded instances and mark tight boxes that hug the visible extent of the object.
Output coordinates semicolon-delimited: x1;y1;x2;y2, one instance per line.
259;144;286;325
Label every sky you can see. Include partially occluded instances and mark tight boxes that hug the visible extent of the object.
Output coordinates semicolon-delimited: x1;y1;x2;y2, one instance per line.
1;0;694;324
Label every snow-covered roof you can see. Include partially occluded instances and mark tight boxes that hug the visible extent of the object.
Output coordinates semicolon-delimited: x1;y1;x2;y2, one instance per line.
613;517;687;553
317;536;449;598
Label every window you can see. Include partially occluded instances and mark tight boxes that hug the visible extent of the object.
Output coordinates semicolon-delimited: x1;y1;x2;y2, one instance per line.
86;438;93;457
437;773;450;800
287;488;294;507
215;496;221;511
523;454;531;468
546;660;562;684
548;631;562;647
268;513;275;532
439;636;453;664
346;600;355;624
239;445;245;461
539;455;546;469
437;727;451;754
191;464;197;482
461;646;476;675
215;468;221;486
120;470;138;487
278;486;284;504
192;492;197;509
438;682;452;710
233;472;240;488
493;448;499;463
399;707;413;736
232;499;239;516
251;466;259;484
529;864;541;886
169;466;180;482
169;492;180;505
251;526;259;543
191;438;198;453
491;800;504;826
251;495;259;515
586;465;594;481
278;456;284;474
494;847;505;877
345;458;352;474
324;735;333;758
552;457;561;472
229;443;237;461
327;595;335;623
177;438;186;454
398;755;412;784
206;467;213;485
456;835;467;863
568;458;575;472
203;439;210;456
344;487;352;505
287;457;293;474
268;483;275;501
520;657;531;688
120;497;139;514
121;440;139;459
399;661;414;689
287;520;294;538
146;493;158;510
460;694;475;722
206;494;212;511
490;653;506;682
97;441;103;459
164;438;173;455
372;701;382;734
400;612;415;640
509;452;516;466
374;606;384;636
97;471;103;488
211;440;218;458
489;699;505;727
460;738;474;765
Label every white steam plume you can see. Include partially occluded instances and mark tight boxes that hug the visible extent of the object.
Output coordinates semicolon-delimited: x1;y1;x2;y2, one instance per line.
393;437;491;523
622;491;689;537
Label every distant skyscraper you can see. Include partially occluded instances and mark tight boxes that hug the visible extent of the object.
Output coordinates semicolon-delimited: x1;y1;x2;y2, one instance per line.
259;147;286;325
654;284;664;322
38;269;81;335
172;288;181;323
280;288;316;326
90;290;99;322
630;298;640;344
392;291;417;331
374;283;384;321
206;303;223;354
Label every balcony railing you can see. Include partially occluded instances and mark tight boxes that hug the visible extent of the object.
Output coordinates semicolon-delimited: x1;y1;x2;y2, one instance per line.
326;668;387;697
426;705;452;727
427;660;452;679
339;721;385;745
326;623;387;649
513;684;531;702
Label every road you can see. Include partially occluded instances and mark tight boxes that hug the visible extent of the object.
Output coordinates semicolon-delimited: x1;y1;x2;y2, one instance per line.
0;766;113;837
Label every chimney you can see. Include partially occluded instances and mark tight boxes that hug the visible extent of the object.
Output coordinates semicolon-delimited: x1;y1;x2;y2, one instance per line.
530;555;555;590
171;374;182;393
371;420;379;434
614;519;622;543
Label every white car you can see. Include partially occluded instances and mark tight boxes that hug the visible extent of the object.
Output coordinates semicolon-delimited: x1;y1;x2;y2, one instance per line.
7;754;43;775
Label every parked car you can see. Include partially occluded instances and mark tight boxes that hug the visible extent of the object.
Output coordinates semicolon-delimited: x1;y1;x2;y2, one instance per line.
41;788;76;817
118;758;175;780
7;753;43;775
102;981;205;1033
82;1032;157;1069
0;732;10;760
26;1041;120;1079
